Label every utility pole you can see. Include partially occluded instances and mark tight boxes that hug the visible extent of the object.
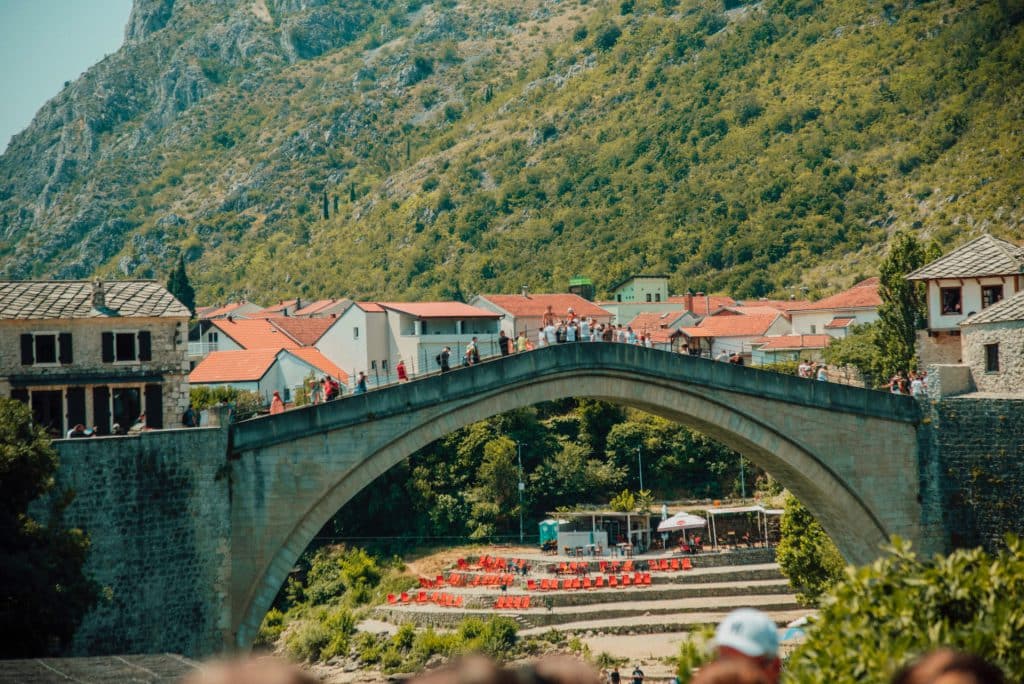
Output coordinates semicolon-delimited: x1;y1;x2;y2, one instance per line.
739;455;746;498
517;442;526;544
637;444;644;491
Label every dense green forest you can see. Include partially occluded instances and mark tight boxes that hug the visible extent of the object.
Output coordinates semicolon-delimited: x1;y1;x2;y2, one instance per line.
321;400;766;547
1;0;1021;302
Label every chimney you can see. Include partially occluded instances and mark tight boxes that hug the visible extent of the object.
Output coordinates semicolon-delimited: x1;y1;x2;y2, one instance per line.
521;285;529;298
684;291;693;313
92;281;106;309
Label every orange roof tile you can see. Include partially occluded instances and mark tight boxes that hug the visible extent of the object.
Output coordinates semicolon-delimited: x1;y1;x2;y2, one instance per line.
738;299;815;311
354;302;385;313
189;349;281;383
380;302;502;318
725;305;794;316
752;334;833;351
627;311;687;332
198;301;258;320
681;313;781;338
478;294;612;319
264;316;336;345
288;348;349;383
666;294;737;316
249;299;299;318
825;316;856;328
794;278;881;311
210;318;301;349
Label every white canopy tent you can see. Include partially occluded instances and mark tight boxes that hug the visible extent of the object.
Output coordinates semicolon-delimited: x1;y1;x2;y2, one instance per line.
705;505;783;550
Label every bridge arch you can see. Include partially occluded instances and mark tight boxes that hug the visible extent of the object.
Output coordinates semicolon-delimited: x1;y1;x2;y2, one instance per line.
229;345;923;648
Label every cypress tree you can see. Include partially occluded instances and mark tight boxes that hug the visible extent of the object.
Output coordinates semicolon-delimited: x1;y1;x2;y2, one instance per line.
322;190;329;220
167;255;196;317
877;232;926;378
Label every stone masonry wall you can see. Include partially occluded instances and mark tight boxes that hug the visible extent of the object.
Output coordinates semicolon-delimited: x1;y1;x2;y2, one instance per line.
916;330;962;367
44;426;231;657
962;322;1024;394
923;397;1024;552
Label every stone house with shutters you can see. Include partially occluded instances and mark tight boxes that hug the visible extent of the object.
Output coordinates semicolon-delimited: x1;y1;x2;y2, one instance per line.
0;280;190;436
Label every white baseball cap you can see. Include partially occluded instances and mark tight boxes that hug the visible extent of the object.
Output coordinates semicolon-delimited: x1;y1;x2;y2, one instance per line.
711;608;780;658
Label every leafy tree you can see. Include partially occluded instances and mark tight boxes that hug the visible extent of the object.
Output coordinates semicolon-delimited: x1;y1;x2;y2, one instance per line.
166;255;196;316
877;232;926;379
822;321;884;386
785;536;1024;681
775;493;844;606
529;442;626;512
0;398;98;657
609;489;636;512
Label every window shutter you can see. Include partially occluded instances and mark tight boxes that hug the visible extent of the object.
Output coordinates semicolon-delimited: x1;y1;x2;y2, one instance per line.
102;332;115;363
20;334;34;365
138;331;152;361
59;333;73;364
10;388;29;404
144;384;163;429
92;387;110;435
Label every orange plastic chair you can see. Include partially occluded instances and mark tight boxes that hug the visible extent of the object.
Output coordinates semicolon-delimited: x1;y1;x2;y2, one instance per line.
622;575;631;586
660;559;670;571
609;576;618;587
599;561;608;573
495;596;505;609
595;576;605;588
387;593;397;604
670;559;681;571
527;579;538;591
400;592;410;603
523;596;531;609
455;595;464;607
682;557;694;570
623;560;634;573
644;573;652;585
583;577;592;589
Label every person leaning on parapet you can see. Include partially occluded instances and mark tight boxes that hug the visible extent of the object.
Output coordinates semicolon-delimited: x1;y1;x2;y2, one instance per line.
891;649;1006;684
708;608;781;684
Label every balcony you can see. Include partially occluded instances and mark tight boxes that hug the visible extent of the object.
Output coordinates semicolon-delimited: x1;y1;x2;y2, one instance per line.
188;341;220;358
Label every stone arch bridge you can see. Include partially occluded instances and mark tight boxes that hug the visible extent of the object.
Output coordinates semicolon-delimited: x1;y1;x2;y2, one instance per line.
226;343;936;649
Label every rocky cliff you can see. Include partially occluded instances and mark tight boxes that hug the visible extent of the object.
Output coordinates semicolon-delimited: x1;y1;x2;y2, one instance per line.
1;0;1021;302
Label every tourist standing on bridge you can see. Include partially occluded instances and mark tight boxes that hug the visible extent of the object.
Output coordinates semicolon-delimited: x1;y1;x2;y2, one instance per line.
355;372;368;394
396;359;408;382
269;391;285;414
309;378;323;404
440;346;451;372
499;330;511;356
516;331;528;353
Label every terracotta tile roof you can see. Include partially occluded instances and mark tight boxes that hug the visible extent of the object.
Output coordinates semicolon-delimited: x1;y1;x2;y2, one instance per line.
354;302;385;313
198;300;259;320
736;299;815;311
961;289;1024;326
626;311;688;332
752;334;833;351
797;278;881;311
477;293;612;319
249;299;300;318
725;305;794;316
380;302;502;318
209;318;301;349
0;280;190;319
825;316;857;329
292;299;351;317
189;349;280;383
666;294;737;316
289;348;349;383
681;313;781;338
907;234;1024;280
263;316;336;345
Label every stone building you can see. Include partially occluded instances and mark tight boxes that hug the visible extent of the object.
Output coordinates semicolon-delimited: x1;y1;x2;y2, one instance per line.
959;289;1024;395
0;280;190;435
908;234;1024;366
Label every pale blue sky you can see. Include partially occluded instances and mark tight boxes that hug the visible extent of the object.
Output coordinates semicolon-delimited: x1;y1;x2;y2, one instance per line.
0;0;133;152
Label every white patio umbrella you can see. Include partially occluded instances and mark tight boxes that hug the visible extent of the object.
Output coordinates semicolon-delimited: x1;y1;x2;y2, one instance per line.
656;512;707;532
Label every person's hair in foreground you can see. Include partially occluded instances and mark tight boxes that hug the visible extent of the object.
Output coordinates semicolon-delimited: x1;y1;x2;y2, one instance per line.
891;649;1006;684
691;658;769;684
408;654;601;684
178;657;317;684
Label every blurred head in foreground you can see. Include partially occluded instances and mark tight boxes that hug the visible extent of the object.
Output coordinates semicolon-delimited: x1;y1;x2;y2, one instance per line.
692;658;769;684
710;608;781;684
892;649;1006;684
179;657;317;684
409;654;601;684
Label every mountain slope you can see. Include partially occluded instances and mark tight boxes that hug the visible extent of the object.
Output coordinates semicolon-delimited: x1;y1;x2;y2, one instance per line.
0;0;1021;302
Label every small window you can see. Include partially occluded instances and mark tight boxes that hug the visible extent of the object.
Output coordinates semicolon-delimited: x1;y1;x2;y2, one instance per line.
985;344;999;373
371;360;377;370
353;327;360;339
810;325;817;334
981;285;1004;309
616;294;622;302
207;331;219;343
382;359;389;371
646;293;652;302
655;293;661;302
940;287;962;315
35;335;58;364
115;333;136;361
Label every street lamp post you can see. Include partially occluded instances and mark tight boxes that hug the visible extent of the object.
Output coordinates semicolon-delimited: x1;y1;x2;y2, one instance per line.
637;445;644;491
517;442;526;544
739;455;746;498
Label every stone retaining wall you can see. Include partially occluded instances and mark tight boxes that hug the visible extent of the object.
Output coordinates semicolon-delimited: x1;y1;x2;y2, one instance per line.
43;427;231;657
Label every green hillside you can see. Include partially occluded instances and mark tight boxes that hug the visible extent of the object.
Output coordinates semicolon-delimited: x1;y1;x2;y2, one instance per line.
0;0;1021;302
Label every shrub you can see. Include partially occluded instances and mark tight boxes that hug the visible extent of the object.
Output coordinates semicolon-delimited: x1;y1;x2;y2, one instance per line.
786;536;1024;681
775;494;845;606
255;608;287;649
594;24;622;51
284;618;332;662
